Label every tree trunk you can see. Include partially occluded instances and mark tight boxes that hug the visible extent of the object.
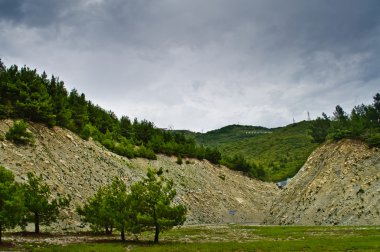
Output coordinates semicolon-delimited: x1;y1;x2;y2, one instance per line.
121;227;125;241
0;222;2;244
154;224;159;243
105;226;111;235
35;212;40;234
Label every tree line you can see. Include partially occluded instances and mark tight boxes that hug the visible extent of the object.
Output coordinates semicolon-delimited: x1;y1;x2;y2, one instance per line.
77;168;186;242
0;166;185;243
0;60;267;180
310;93;380;146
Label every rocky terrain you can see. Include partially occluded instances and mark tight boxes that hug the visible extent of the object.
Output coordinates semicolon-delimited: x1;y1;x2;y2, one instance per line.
265;139;380;225
1;119;379;231
0;120;278;231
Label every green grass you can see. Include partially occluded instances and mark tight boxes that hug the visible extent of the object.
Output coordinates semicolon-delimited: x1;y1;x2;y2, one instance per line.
10;225;379;252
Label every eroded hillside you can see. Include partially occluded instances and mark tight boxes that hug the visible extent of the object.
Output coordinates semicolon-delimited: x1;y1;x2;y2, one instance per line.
265;139;380;225
0;120;278;231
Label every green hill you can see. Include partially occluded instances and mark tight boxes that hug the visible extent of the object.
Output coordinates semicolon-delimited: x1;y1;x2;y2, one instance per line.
175;121;319;182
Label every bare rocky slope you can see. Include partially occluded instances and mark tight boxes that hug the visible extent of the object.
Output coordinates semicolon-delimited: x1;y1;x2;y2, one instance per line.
1;120;379;230
265;139;380;225
0;120;278;231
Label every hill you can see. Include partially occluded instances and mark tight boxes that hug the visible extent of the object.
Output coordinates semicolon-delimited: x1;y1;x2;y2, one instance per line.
0;119;278;231
175;121;319;182
264;139;380;225
1;120;379;230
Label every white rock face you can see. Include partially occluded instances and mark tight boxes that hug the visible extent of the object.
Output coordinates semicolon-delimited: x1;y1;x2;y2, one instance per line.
265;139;380;225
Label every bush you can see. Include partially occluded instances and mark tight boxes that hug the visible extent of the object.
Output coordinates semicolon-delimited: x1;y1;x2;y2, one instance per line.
176;155;183;165
366;133;380;147
137;145;157;160
5;120;34;144
328;129;352;141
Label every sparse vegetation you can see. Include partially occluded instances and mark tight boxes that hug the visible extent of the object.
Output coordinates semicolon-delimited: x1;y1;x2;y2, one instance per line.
5;120;34;144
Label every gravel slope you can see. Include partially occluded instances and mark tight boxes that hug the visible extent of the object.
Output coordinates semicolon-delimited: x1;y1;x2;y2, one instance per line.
265;139;380;225
0;120;278;231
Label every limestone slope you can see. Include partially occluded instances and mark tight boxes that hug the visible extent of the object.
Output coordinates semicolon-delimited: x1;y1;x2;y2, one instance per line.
265;139;380;225
0;120;278;230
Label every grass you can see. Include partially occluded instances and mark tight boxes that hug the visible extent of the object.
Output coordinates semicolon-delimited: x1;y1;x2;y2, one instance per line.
5;225;379;251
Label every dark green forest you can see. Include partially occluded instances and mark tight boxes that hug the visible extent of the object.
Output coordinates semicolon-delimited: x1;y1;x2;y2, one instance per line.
0;60;266;179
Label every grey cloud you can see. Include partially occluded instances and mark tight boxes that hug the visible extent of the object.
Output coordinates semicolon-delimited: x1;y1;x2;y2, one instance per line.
1;0;380;131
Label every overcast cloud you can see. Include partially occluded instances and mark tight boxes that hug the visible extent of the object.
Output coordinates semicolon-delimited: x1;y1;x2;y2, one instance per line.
1;0;379;131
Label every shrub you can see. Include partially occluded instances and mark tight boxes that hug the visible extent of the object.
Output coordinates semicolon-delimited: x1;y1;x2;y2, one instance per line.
366;133;380;147
137;145;157;160
5;120;34;144
176;155;183;165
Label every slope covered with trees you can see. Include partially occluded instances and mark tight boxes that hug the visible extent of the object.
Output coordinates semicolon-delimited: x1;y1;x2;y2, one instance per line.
176;122;319;182
0;61;225;166
310;93;380;146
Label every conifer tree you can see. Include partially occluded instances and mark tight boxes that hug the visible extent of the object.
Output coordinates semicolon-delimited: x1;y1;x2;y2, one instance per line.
21;172;70;233
0;167;24;244
130;168;186;243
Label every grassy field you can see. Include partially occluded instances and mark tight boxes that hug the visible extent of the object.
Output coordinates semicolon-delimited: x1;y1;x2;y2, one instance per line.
3;225;379;251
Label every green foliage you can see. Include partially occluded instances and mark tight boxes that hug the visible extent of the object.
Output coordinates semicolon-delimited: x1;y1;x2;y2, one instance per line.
204;147;222;165
310;93;380;146
176;155;183;165
310;113;330;143
0;166;24;243
184;121;318;182
130;168;187;243
105;178;131;241
137;145;157;160
79;169;186;243
0;62;229;166
366;133;380;147
21;172;71;233
76;186;115;234
5;120;34;144
222;154;266;180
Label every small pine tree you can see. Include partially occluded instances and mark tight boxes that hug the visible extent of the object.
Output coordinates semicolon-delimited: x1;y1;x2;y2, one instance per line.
0;166;25;243
21;172;70;233
176;155;183;165
5;120;34;144
130;168;186;243
77;186;115;234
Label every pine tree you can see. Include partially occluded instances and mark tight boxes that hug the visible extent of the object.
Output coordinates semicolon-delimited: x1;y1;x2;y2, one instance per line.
77;186;115;234
0;167;24;243
130;168;186;243
21;172;70;233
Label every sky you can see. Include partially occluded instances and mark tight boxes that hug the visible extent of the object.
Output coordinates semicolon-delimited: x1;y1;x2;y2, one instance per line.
1;0;379;132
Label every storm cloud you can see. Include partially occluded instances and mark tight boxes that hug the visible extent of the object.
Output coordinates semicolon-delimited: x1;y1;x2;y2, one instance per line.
1;0;380;131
